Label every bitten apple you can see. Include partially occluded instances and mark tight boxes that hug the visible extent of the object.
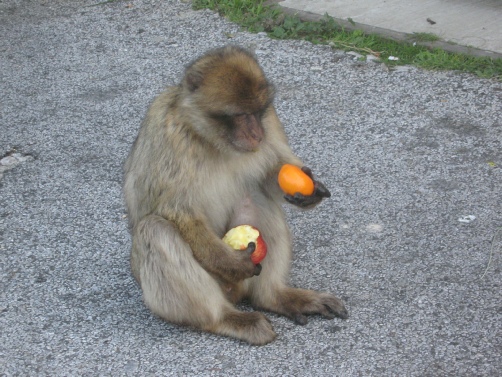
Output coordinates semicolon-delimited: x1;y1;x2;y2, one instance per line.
222;225;267;264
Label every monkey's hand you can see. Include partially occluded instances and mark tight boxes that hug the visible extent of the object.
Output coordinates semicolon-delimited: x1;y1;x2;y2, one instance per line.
216;242;262;284
284;167;331;208
178;218;261;284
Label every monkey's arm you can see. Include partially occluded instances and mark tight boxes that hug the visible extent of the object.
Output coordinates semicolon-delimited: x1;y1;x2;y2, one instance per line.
173;214;261;283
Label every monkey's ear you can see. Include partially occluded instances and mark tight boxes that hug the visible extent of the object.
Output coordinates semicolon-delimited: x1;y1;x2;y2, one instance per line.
184;69;204;92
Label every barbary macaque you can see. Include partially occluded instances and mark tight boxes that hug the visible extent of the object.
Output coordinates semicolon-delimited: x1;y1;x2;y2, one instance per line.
123;45;348;345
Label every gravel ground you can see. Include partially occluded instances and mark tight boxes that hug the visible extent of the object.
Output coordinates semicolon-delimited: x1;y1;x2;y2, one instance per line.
1;0;501;375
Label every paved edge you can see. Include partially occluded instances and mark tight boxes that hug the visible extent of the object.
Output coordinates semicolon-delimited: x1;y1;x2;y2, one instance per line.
271;1;502;60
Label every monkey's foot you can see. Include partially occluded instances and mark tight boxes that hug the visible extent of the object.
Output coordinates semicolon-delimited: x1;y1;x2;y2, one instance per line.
208;310;276;345
268;287;349;325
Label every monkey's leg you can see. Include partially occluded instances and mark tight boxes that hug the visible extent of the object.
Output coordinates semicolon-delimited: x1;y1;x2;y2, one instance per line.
246;200;349;325
132;215;276;345
254;286;349;325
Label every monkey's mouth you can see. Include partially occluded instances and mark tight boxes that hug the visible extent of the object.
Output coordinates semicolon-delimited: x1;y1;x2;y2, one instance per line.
232;140;261;152
233;131;263;152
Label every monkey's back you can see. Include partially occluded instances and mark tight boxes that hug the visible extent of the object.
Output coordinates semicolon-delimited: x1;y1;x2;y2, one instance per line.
124;87;190;229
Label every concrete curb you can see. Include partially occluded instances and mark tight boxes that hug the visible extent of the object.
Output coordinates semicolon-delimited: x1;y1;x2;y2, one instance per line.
273;1;502;60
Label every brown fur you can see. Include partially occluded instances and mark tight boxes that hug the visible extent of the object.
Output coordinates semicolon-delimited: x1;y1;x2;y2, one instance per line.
124;46;347;345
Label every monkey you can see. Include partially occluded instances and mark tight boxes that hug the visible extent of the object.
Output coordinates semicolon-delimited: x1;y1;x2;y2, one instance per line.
123;45;348;345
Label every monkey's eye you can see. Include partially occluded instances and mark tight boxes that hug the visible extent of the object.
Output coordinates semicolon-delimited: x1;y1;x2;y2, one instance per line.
209;112;236;131
210;112;247;122
234;113;247;117
209;113;231;122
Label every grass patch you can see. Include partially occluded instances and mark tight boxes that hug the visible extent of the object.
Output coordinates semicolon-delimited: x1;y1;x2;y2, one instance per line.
411;32;441;43
192;0;502;80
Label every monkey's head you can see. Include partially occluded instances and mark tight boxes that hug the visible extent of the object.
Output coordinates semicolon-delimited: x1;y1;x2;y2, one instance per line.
181;46;275;153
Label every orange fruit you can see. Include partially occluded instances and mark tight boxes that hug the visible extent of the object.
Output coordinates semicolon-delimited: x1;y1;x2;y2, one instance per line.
278;164;315;196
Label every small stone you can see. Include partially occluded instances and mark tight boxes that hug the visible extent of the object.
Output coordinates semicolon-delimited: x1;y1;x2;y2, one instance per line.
347;51;363;59
458;215;476;223
366;55;380;63
393;66;413;73
0;156;18;166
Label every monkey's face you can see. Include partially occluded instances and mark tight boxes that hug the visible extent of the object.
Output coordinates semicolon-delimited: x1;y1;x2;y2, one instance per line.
183;46;275;153
210;109;269;153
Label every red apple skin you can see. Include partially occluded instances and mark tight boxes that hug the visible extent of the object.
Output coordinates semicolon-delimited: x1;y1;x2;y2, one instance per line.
251;234;267;264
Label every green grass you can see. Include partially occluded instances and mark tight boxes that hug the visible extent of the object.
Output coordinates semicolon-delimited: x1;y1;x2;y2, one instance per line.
193;0;502;80
411;32;441;43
